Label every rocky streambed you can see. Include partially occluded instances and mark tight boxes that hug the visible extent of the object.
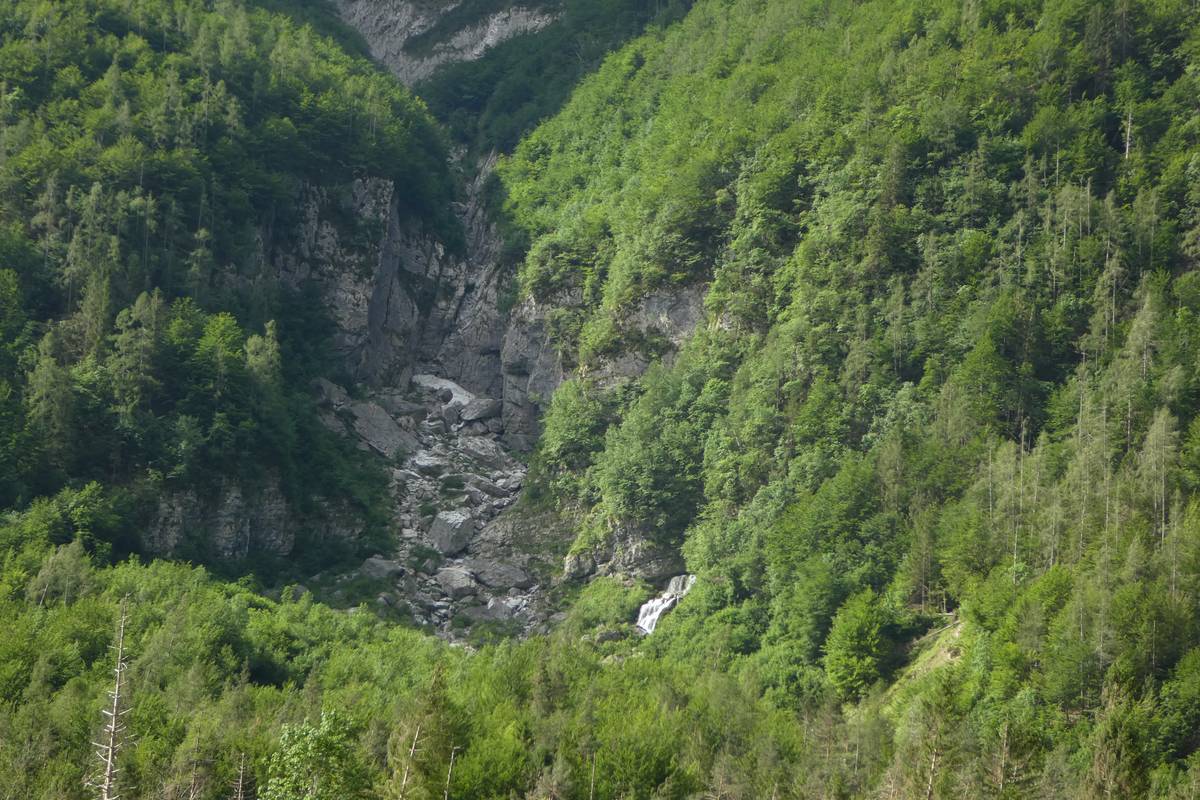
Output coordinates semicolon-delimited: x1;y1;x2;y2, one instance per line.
314;372;568;639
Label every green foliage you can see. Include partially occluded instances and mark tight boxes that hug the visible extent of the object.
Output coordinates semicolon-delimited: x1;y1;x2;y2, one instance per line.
0;0;444;566
823;589;891;701
6;0;1200;797
562;575;649;634
0;540;804;800
264;712;373;800
501;0;1200;793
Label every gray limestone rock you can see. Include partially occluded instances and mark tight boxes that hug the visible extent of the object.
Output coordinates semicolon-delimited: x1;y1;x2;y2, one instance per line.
410;451;450;476
464;559;534;590
332;0;558;86
468;476;510;497
600;525;688;583
429;509;474;555
146;475;313;560
460;397;502;422
360;556;405;580
348;401;418;458
314;377;350;408
500;294;569;450
563;551;596;581
375;392;428;419
458;436;511;471
435;566;478;599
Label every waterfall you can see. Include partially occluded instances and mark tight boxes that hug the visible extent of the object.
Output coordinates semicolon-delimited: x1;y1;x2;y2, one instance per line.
635;575;696;634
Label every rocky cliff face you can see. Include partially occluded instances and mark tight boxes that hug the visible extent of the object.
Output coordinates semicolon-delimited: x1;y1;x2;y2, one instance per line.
262;157;704;628
138;1;704;631
333;0;557;85
146;475;360;561
270;158;551;428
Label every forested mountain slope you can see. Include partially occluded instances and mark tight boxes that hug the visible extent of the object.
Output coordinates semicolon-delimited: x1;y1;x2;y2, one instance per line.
0;0;466;571
499;0;1200;793
3;0;1200;798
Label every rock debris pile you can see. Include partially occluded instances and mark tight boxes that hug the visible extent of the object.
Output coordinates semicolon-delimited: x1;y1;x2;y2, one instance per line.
316;373;558;638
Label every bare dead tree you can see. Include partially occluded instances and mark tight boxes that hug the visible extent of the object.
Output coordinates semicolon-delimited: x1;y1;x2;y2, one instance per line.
231;752;252;800
443;745;460;800
394;724;422;800
89;596;131;800
186;763;199;800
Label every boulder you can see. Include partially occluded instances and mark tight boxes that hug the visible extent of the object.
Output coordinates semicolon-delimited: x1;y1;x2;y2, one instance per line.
374;392;428;419
468;476;510;497
461;397;502;422
410;451;450;476
421;418;448;436
458;436;511;471
429;509;474;555
435;567;478;599
360;556;405;580
563;551;596;581
464;558;534;590
314;377;350;408
349;402;418;459
412;374;474;405
460;598;518;623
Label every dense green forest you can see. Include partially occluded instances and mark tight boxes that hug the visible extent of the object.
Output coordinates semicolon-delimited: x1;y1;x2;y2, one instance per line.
4;0;1200;797
0;0;461;566
503;0;1200;793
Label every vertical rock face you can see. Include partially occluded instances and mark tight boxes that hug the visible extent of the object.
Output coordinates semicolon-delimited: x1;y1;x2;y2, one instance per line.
332;0;559;86
273;177;419;387
273;159;515;400
146;475;360;560
269;143;569;452
499;294;570;450
409;153;511;399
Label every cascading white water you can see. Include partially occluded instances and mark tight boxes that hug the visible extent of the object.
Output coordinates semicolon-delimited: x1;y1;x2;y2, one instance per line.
635;574;696;634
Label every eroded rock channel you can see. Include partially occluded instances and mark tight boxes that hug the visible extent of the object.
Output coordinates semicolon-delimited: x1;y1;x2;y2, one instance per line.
314;372;564;638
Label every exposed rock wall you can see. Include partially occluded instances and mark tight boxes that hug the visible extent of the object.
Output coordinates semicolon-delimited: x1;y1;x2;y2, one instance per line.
498;293;569;450
590;285;708;387
272;160;512;397
146;475;360;561
410;153;510;397
333;0;557;85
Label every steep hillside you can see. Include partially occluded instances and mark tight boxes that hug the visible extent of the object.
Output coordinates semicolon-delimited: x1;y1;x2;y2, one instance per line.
0;0;461;568
495;0;1200;793
331;0;693;148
